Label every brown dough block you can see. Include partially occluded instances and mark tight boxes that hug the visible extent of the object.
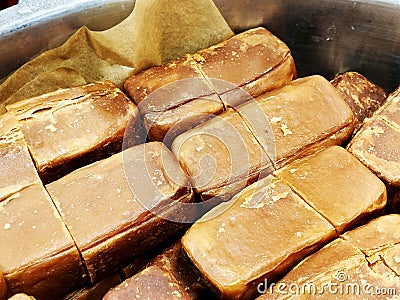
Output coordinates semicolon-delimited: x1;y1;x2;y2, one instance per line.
331;71;387;132
146;241;217;300
124;55;215;111
61;274;122;300
6;81;140;183
143;94;223;145
276;146;386;233
237;75;355;168
172;108;273;202
124;28;296;142
46;142;194;283
104;266;191;300
0;184;87;300
0;113;40;202
378;85;400;127
124;56;219;143
120;255;156;280
347;86;400;212
259;215;400;299
194;27;296;106
0;272;6;300
347;118;400;186
182;176;336;299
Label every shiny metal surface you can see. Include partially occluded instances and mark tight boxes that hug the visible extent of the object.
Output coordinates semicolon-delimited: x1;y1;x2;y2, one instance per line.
0;0;399;91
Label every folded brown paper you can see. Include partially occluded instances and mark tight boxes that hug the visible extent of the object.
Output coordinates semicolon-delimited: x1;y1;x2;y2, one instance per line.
0;0;233;113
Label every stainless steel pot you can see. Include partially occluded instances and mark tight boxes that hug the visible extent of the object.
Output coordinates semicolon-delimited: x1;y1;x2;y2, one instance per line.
0;0;399;91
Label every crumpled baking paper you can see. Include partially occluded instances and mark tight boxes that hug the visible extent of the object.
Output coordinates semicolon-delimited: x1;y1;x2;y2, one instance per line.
0;0;233;113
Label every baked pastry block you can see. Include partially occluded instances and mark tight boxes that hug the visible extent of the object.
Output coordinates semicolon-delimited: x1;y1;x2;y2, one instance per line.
143;94;223;145
103;266;191;300
182;176;336;299
124;55;215;111
124;55;221;142
0;184;87;299
124;28;296;143
146;241;217;300
0;113;40;202
347;86;400;212
348;118;400;185
6;81;140;183
46;142;194;283
276;146;387;233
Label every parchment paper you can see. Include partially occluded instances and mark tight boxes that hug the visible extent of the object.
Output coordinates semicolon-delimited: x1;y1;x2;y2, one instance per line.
0;0;233;113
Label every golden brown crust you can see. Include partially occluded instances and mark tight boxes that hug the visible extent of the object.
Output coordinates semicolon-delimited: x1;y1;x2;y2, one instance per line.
0;184;87;299
61;274;122;300
6;81;140;183
194;28;293;95
238;75;355;168
342;214;400;255
46;142;193;283
277;146;386;233
144;95;224;145
124;55;213;108
347;85;400;212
